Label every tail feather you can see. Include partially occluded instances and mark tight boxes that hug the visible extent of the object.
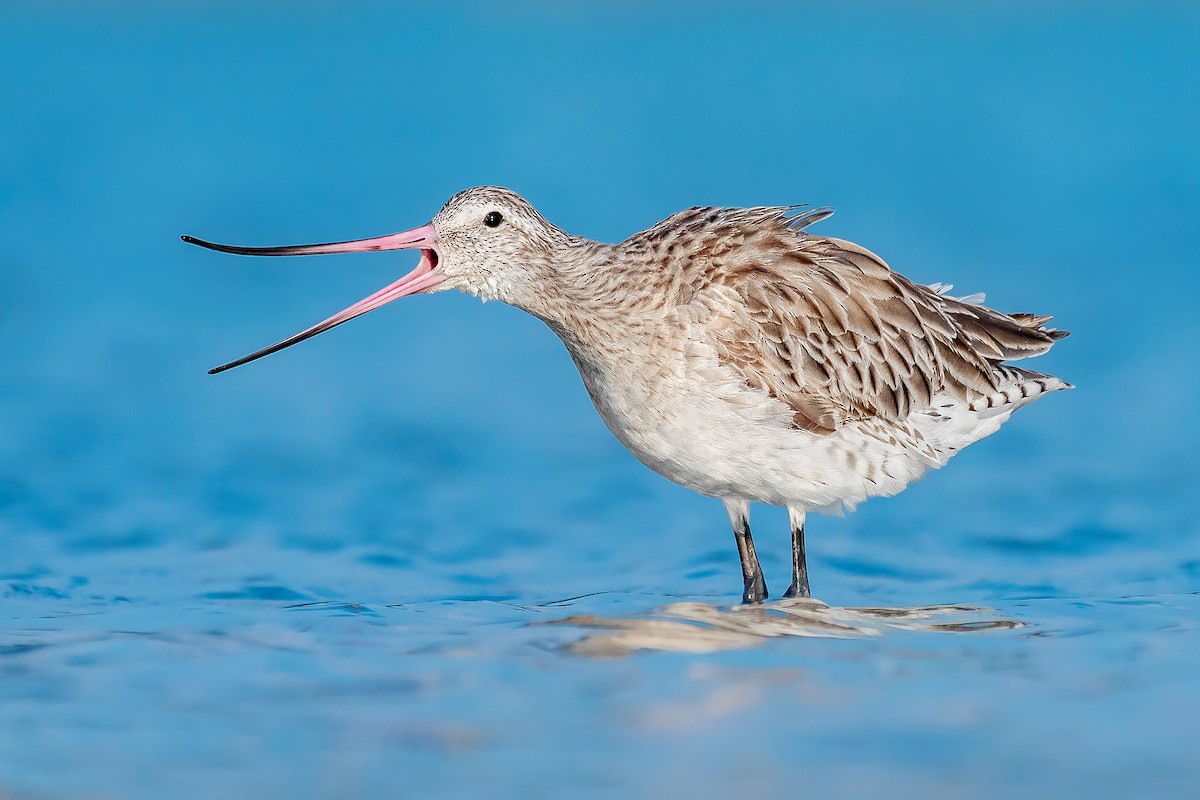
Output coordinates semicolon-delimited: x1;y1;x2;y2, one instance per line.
968;365;1073;413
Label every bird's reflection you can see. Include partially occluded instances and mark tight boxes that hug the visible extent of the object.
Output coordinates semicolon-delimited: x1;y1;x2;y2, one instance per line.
549;598;1024;656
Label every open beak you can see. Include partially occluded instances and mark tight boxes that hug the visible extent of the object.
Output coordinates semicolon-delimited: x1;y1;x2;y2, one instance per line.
184;223;442;374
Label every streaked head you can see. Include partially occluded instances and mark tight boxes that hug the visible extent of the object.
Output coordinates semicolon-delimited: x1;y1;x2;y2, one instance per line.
185;186;569;374
431;186;569;302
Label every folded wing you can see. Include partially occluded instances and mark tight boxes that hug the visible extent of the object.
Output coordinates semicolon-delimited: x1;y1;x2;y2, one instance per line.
688;210;1067;434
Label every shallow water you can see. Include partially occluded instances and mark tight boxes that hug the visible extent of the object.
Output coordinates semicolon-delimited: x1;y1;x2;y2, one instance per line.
3;3;1200;798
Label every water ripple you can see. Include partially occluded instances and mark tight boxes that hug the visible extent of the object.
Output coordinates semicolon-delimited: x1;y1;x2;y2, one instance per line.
202;586;311;602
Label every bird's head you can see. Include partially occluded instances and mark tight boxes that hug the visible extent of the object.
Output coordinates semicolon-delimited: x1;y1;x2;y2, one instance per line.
186;186;570;374
431;186;569;304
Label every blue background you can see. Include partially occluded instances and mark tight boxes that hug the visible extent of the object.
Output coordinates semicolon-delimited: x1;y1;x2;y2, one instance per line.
2;3;1198;798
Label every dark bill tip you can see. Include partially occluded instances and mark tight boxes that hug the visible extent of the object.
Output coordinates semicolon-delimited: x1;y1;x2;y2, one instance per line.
180;234;319;257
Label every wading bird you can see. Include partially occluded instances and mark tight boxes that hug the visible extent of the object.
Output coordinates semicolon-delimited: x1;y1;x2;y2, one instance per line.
186;187;1069;603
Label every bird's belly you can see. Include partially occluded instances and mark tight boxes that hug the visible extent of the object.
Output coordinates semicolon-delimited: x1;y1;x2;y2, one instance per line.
572;353;941;512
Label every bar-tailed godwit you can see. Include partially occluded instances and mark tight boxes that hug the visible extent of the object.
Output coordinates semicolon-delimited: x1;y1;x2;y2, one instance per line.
186;186;1070;603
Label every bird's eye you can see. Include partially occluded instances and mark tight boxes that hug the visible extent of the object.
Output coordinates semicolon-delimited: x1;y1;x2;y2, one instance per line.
484;211;503;228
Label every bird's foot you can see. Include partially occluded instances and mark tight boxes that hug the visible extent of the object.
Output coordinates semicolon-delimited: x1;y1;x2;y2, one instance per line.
741;574;769;605
782;580;810;599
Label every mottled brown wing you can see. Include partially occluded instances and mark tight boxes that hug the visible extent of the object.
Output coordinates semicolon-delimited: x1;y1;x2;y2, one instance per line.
690;213;1066;434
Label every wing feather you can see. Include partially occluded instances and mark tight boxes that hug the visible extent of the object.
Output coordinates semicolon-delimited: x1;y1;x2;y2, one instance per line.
686;210;1068;434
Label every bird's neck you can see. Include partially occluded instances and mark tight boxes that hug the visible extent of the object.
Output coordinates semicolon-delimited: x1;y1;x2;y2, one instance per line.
523;237;672;360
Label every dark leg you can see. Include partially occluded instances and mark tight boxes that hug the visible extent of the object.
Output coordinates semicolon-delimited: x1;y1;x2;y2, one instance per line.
724;499;768;604
783;506;810;599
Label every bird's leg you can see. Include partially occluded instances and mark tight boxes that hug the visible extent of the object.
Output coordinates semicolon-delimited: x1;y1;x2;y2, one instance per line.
783;506;810;599
724;499;767;604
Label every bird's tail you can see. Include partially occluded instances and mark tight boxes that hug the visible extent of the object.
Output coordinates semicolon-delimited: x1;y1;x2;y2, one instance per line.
968;365;1073;413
